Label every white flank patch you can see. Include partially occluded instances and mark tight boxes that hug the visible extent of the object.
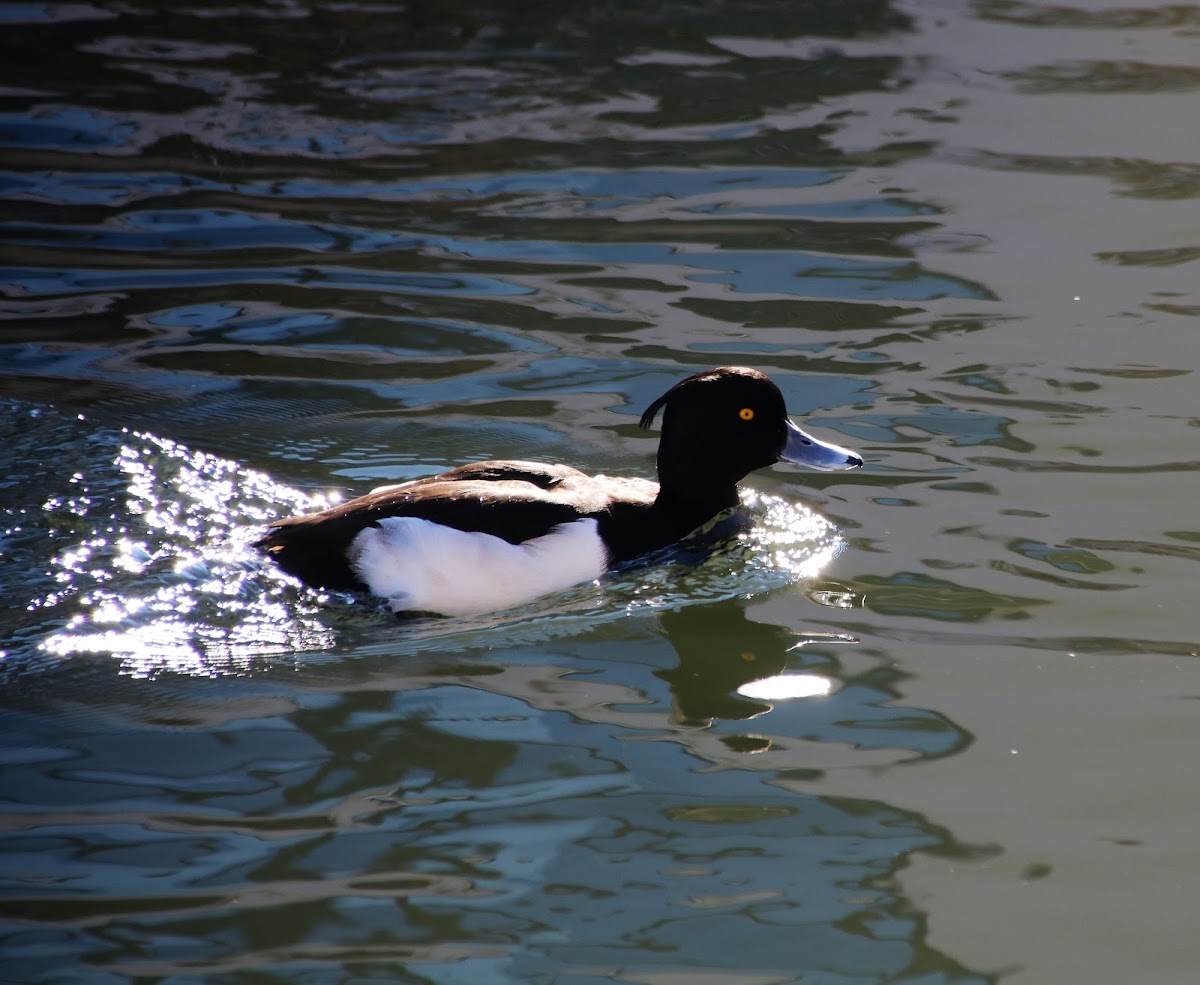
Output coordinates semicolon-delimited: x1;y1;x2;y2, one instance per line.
348;516;608;617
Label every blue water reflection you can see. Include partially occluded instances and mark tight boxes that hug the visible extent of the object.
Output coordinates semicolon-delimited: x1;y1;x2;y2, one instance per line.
0;264;534;297
0;108;136;150
3;207;984;303
146;305;552;356
1;167;848;207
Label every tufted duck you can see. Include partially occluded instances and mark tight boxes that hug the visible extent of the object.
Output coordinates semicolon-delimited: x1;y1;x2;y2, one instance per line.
257;366;862;615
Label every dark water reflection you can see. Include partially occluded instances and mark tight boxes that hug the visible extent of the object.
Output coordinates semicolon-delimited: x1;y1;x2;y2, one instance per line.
3;0;1199;983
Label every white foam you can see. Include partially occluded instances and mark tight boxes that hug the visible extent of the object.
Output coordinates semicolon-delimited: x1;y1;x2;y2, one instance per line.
348;516;608;616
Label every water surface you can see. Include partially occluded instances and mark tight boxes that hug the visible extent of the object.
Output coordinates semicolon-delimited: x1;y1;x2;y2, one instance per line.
3;1;1199;983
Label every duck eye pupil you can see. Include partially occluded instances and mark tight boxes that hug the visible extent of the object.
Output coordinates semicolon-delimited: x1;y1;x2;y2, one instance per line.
739;407;754;421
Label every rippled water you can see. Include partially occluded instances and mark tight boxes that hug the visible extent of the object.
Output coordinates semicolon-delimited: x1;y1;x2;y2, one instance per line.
3;2;1199;983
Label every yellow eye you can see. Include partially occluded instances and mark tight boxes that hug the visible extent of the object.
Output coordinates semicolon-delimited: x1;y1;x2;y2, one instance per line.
739;407;755;421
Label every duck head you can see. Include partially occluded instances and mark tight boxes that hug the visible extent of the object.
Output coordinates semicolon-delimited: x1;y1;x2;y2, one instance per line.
640;366;862;506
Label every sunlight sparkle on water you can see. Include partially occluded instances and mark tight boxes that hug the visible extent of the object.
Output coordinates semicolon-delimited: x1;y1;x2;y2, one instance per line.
37;429;337;676
613;488;845;615
736;674;835;701
741;487;844;581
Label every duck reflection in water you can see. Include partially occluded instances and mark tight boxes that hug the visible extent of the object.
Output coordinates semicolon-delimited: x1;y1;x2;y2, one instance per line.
655;597;853;733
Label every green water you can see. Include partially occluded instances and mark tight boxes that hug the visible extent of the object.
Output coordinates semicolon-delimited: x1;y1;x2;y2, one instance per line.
2;1;1199;982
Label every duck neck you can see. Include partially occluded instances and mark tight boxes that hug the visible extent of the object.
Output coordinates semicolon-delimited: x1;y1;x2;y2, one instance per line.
653;482;740;534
